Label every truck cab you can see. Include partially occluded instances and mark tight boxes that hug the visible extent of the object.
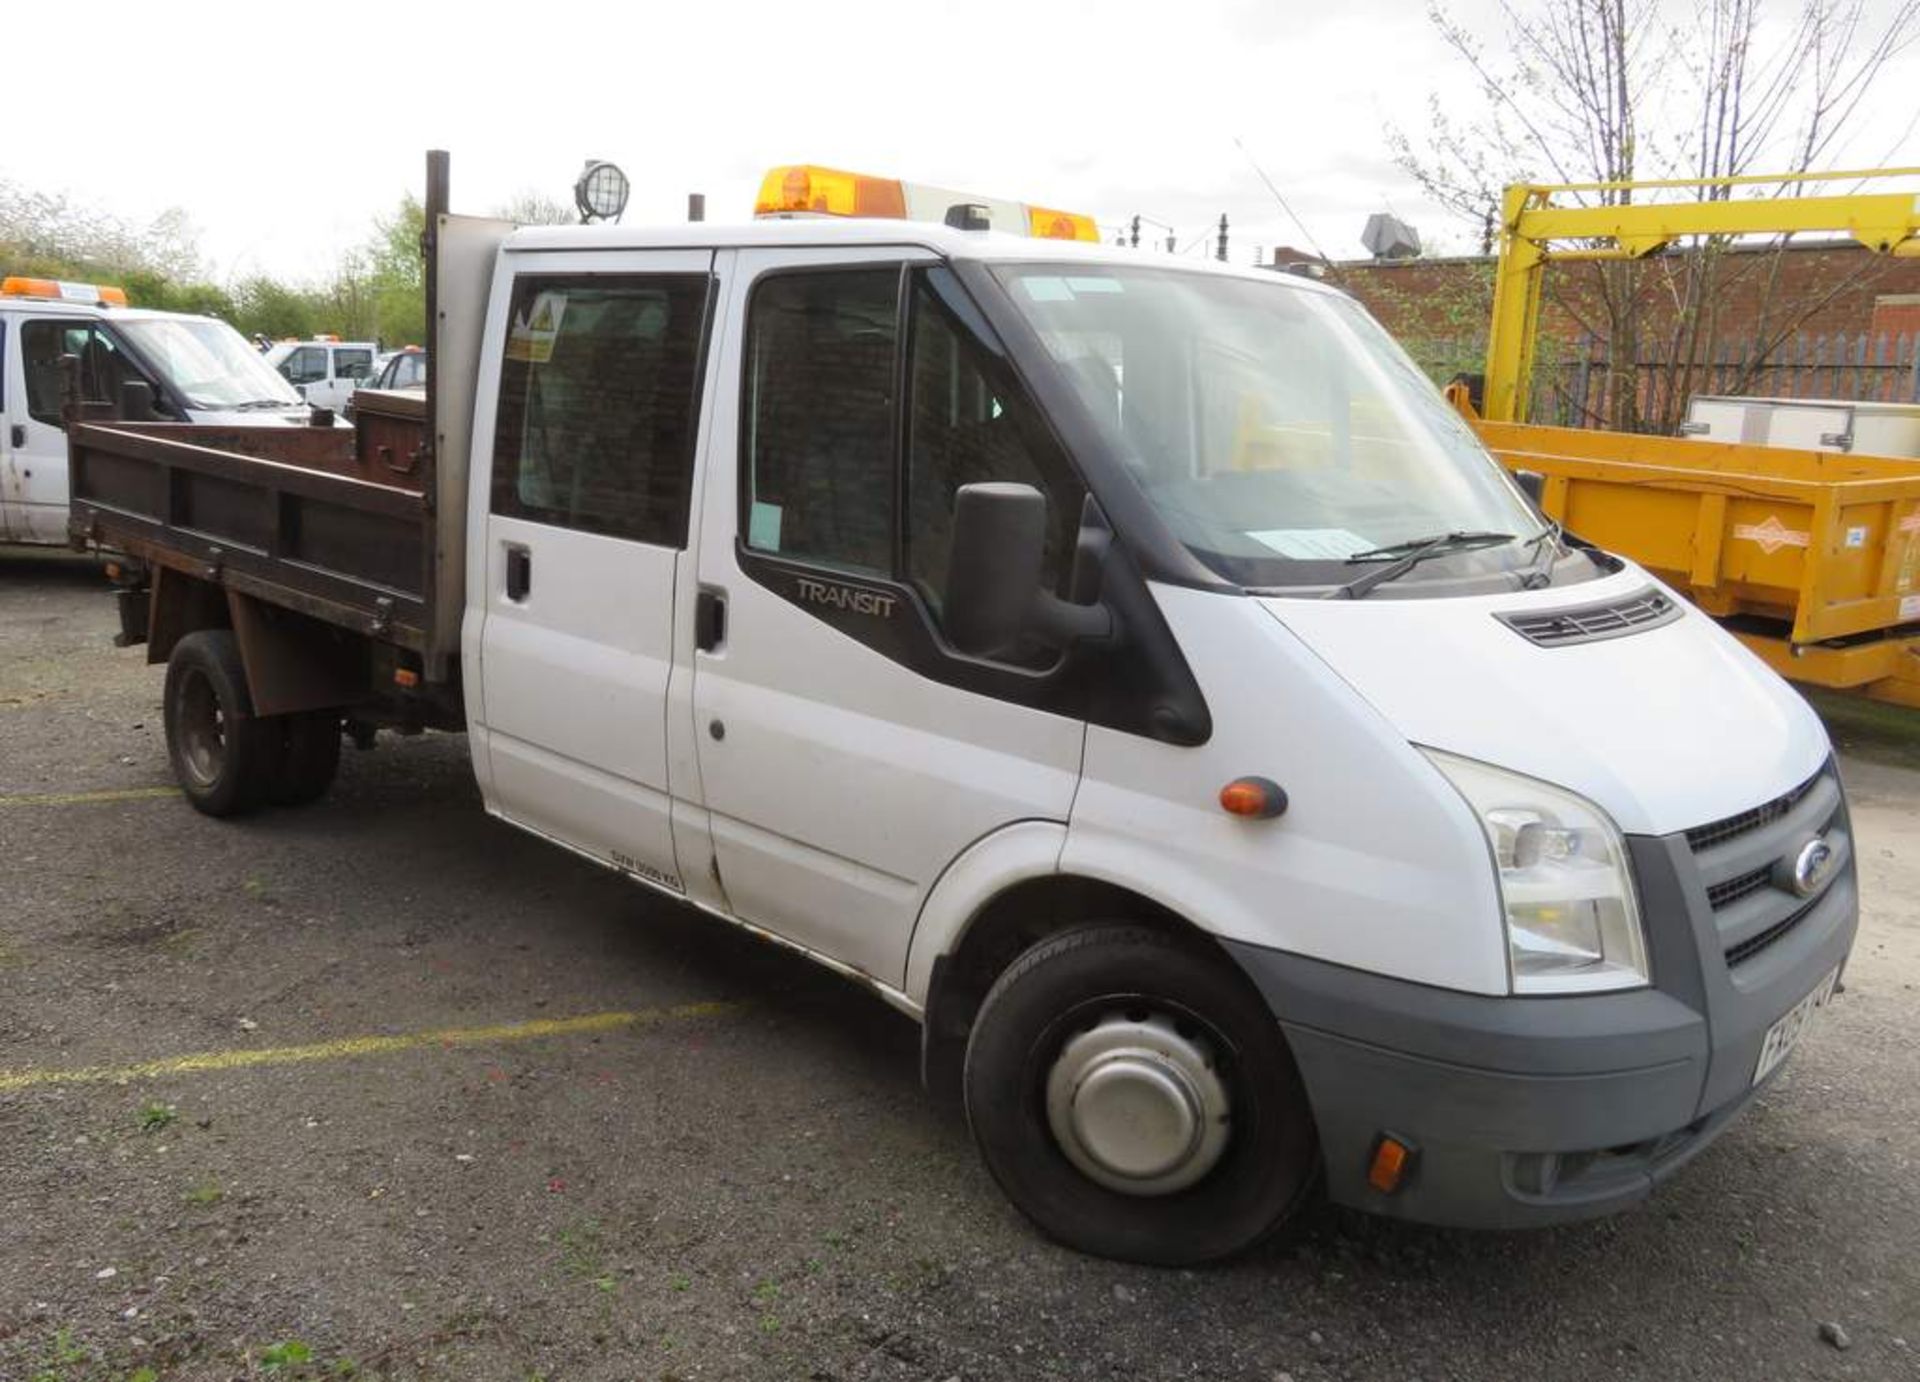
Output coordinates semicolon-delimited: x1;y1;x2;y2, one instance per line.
1;276;312;545
71;160;1858;1265
263;337;379;413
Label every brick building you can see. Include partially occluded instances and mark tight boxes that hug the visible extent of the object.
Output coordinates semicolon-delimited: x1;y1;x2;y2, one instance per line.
1318;240;1920;348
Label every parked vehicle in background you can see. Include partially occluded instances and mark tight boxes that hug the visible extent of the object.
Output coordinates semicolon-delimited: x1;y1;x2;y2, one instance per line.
370;346;426;392
264;337;379;413
1;276;314;546
343;348;426;422
1683;394;1920;458
67;155;1858;1265
1464;169;1920;709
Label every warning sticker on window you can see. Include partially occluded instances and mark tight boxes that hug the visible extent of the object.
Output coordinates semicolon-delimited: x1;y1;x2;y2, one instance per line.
507;292;567;364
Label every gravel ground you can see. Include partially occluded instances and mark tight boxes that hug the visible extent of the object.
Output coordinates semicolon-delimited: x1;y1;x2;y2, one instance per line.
2;546;1916;1382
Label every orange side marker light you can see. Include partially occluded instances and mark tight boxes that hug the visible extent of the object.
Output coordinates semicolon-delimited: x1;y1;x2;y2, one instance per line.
1367;1134;1416;1194
1219;776;1288;819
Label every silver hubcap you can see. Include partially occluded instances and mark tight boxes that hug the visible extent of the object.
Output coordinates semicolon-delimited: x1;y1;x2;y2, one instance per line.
1045;1010;1231;1196
176;668;227;788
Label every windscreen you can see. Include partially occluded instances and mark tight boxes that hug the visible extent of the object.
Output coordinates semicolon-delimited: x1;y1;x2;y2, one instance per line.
118;318;304;410
992;264;1543;588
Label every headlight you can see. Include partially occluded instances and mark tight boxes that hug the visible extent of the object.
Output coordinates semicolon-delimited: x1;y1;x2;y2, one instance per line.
1422;749;1649;995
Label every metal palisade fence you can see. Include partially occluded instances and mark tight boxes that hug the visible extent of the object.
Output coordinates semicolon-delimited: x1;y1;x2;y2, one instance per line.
1410;331;1920;430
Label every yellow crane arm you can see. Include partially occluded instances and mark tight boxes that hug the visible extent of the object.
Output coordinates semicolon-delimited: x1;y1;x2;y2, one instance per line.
1482;168;1920;423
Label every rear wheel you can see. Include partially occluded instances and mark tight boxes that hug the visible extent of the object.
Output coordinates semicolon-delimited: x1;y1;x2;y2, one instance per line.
268;710;343;806
163;630;276;817
963;924;1318;1265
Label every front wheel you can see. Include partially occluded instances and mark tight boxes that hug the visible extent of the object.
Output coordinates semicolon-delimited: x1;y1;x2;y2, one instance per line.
963;925;1318;1265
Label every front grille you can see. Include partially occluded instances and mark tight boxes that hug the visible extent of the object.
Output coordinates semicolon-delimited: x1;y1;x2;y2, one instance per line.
1706;866;1772;910
1685;771;1822;853
1724;898;1819;967
1680;764;1844;968
1496;587;1682;648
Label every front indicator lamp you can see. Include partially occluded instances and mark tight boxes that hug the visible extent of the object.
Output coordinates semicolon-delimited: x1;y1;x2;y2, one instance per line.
1422;749;1649;995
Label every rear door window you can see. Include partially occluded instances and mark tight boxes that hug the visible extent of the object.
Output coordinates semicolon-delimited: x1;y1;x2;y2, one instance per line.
490;273;713;547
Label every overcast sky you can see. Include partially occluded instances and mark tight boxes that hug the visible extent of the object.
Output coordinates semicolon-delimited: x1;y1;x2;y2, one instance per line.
5;0;1917;284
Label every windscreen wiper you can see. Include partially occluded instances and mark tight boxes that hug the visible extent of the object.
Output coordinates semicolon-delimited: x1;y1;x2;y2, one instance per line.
1517;522;1564;590
1326;530;1518;600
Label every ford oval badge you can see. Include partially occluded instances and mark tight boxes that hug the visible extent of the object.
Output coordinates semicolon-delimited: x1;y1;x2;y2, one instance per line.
1790;838;1835;898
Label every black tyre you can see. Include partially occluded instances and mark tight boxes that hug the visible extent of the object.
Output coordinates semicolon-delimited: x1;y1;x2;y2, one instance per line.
268;710;343;806
963;924;1318;1265
163;629;277;817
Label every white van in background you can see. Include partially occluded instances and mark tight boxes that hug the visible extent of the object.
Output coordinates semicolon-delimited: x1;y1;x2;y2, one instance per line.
263;337;380;413
0;277;313;546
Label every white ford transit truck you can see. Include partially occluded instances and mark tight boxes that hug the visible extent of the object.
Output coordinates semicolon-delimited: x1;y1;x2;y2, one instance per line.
66;155;1857;1265
1;276;320;546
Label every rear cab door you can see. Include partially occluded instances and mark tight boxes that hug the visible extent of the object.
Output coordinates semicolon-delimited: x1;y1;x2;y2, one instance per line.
684;245;1090;987
464;245;723;898
322;345;375;410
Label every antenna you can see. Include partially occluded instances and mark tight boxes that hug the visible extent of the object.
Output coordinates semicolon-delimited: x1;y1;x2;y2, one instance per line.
1232;136;1344;283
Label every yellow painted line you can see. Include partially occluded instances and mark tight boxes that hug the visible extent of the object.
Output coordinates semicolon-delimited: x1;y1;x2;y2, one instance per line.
0;786;181;808
0;1000;746;1093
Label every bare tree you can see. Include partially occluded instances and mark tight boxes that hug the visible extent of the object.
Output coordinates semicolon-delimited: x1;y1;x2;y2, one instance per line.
494;190;576;226
1388;0;1920;431
0;179;206;283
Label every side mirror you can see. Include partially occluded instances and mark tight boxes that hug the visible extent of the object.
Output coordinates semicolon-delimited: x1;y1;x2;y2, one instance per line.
1514;468;1545;503
944;482;1113;660
118;379;156;421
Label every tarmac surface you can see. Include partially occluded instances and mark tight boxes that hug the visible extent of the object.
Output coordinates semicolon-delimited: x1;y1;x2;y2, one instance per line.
2;547;1917;1381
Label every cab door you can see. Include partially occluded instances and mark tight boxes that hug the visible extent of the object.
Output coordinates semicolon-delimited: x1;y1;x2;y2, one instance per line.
6;317;151;545
277;344;330;403
468;250;718;896
687;249;1088;986
0;317;18;541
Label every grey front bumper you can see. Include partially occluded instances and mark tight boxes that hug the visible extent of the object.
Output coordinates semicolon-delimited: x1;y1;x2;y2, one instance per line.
1223;778;1859;1230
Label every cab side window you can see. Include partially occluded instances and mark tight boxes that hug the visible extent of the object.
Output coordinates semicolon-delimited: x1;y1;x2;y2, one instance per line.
280;346;329;386
490;273;712;547
742;269;898;576
905;272;1079;614
20;321;149;426
741;266;1081;623
336;348;373;381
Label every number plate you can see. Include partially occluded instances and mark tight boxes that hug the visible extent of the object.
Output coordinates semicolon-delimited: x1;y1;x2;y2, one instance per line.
1752;967;1839;1086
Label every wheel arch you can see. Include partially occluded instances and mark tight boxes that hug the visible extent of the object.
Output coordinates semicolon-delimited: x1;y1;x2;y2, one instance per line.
151;572;369;718
915;851;1236;1109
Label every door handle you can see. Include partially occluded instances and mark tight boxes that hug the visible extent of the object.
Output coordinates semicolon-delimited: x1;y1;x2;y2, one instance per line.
8;424;23;448
695;588;727;652
505;545;532;602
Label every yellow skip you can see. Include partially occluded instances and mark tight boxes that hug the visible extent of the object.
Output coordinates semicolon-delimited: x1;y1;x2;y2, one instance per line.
0;1001;745;1092
0;786;181;808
